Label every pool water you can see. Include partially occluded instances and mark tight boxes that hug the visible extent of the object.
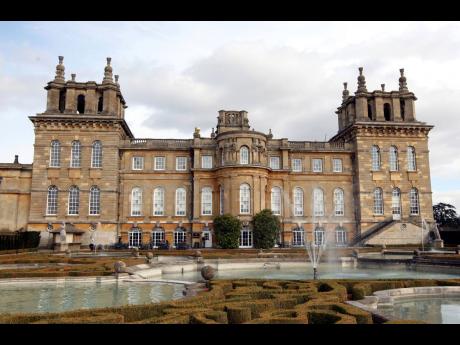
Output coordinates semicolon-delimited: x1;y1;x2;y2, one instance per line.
0;281;185;314
377;297;460;324
163;263;460;281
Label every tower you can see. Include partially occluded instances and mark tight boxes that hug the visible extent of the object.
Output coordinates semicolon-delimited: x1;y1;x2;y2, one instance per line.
331;67;434;245
28;56;133;245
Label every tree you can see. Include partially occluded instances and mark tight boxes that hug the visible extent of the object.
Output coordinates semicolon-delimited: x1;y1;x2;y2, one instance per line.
433;203;460;227
252;209;281;249
213;214;241;249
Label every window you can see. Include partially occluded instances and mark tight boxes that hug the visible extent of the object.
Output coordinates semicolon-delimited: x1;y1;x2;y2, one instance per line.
70;141;81;168
202;155;213;169
410;188;420;215
239;227;253;248
270;156;280;170
384;103;392;121
293;187;304;216
175;188;186;216
292;227;305;246
219;186;224;215
50;140;61;167
334;188;344;216
312;158;323;172
89;186;100;215
91;141;102;168
313;188;324;216
367;102;373;120
153;187;165;216
132;156;144;170
201;187;213;215
336;227;347;246
374;188;384;215
407;146;416;171
131;187;142;216
314;226;325;245
151;228;165;248
174;228;187;247
59;89;66;113
292;159;302;172
77;94;85;114
176;157;187;171
97;96;103;113
68;186;79;215
240;146;249;164
389;146;399;171
46;186;58;215
371;146;380;171
240;184;251;214
332;159;343;173
128;228;142;248
154;157;166;170
392;188;401;219
271;187;282;215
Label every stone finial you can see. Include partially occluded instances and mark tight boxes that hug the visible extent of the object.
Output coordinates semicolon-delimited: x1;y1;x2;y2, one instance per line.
71;73;76;82
268;128;273;139
194;127;201;138
14;155;19;164
399;68;408;92
54;56;65;83
114;74;119;87
381;83;385;92
357;67;367;93
342;82;350;102
103;57;114;84
211;127;216;138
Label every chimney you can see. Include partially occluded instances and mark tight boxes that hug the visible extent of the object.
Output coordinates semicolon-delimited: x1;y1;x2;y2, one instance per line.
14;155;19;164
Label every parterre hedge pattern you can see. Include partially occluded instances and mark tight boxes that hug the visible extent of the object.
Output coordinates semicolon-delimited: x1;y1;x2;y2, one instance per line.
2;278;460;324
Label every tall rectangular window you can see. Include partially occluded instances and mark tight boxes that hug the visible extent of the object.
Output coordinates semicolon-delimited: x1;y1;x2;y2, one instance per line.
176;157;187;171
292;159;302;172
270;156;280;170
332;159;343;172
91;141;102;168
201;187;213;215
70;141;81;168
312;158;323;172
50;140;60;167
132;156;144;170
175;188;186;216
89;186;100;215
153;188;165;216
154;156;166;170
68;186;79;215
202;155;213;169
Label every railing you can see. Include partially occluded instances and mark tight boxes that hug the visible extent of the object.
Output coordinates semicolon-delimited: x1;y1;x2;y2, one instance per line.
123;139;193;149
287;141;350;151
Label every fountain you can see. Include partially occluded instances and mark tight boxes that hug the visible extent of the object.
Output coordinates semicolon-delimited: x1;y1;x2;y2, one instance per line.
305;239;326;280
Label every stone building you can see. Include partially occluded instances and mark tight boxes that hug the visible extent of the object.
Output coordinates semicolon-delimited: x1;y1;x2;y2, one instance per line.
0;57;436;248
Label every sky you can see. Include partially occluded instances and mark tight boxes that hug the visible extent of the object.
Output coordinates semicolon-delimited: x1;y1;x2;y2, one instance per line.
0;21;459;209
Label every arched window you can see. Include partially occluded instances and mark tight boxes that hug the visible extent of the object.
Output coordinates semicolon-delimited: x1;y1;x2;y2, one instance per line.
77;94;85;114
292;227;305;246
131;187;142;216
68;186;79;215
151;227;165;248
314;226;325;245
392;188;401;219
407;146;416;171
50;140;61;167
374;188;384;215
175;187;186;216
91;141;102;168
336;226;347;246
70;140;81;168
293;187;304;216
400;99;405;120
240;146;249;164
271;187;281;215
409;188;420;215
240;184;251;214
371;145;380;171
219;185;224;215
367;102;373;120
174;227;187;247
313;188;324;217
46;186;58;215
384;103;392;121
128;227;142;248
97;96;103;113
334;188;344;216
153;187;165;216
89;186;100;215
201;187;213;215
59;89;66;113
389;146;399;171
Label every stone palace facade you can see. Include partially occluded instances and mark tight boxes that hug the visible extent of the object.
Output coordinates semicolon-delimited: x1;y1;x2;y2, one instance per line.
0;57;436;248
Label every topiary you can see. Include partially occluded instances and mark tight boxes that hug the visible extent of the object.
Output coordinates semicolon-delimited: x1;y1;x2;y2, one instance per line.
213;214;241;249
252;209;281;249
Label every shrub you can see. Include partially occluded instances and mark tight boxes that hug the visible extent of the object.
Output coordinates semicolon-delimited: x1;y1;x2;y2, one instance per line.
213;214;241;249
225;306;252;324
252;209;280;249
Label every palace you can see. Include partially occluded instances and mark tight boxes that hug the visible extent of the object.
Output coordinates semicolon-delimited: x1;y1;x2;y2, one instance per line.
0;57;436;248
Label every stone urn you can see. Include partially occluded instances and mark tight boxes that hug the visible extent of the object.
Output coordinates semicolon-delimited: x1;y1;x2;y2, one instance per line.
146;252;154;264
132;247;139;258
201;265;215;281
114;261;126;274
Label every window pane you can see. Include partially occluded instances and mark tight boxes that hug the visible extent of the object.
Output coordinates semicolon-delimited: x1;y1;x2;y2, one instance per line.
176;188;186;216
271;187;281;215
50;140;60;167
240;146;249;164
270;157;280;170
153;188;165;215
312;159;323;172
154;157;166;170
201;187;212;215
176;157;187;171
71;141;81;168
371;146;380;171
132;157;144;170
131;188;142;216
89;186;100;215
47;186;58;215
91;141;102;168
333;159;342;172
202;156;212;169
313;188;324;216
390;146;399;171
240;184;250;214
68;186;79;215
407;147;416;171
292;159;302;172
294;188;304;216
334;188;344;216
410;188;419;215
